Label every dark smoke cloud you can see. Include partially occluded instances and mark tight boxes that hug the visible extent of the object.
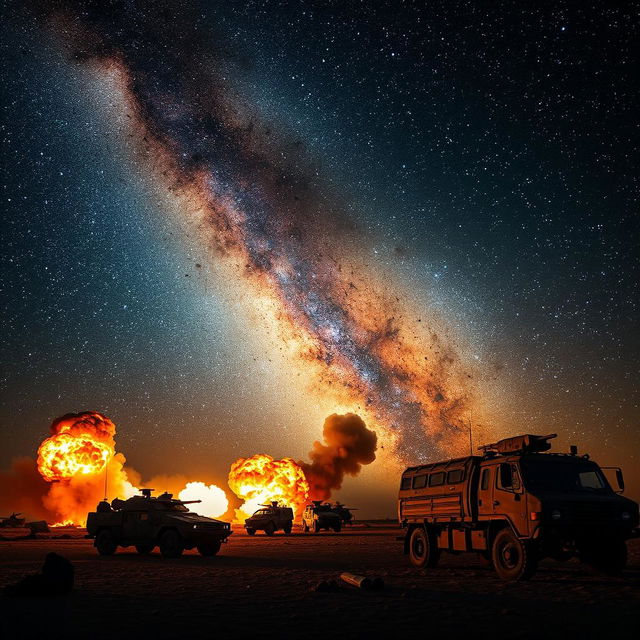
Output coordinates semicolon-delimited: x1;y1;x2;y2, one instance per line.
300;413;377;500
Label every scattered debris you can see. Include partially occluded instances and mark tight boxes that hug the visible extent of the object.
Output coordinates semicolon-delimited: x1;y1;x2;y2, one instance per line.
340;572;384;590
4;552;74;597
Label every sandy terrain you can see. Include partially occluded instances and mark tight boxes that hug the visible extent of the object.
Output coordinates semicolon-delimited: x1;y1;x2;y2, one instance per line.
1;525;638;639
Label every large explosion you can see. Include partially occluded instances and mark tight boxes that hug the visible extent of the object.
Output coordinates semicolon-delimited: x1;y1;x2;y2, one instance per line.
0;411;229;526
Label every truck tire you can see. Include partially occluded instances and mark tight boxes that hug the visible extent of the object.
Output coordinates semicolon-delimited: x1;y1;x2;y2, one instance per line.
159;529;184;558
313;520;321;533
197;540;222;557
409;526;439;568
283;523;292;535
580;538;627;575
246;528;256;536
303;522;310;533
333;521;341;533
492;529;537;581
135;543;155;555
264;522;275;536
96;529;117;556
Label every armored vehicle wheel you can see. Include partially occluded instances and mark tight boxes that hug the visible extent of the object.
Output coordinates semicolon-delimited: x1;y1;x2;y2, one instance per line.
197;541;222;557
332;522;341;533
303;522;310;532
135;543;155;555
264;522;275;536
283;524;292;535
579;538;627;575
96;529;117;556
159;529;184;558
409;526;439;568
313;520;321;533
246;528;256;536
492;529;537;581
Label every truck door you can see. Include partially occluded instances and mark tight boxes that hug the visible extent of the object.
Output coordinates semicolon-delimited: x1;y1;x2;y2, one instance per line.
477;465;494;517
494;461;527;535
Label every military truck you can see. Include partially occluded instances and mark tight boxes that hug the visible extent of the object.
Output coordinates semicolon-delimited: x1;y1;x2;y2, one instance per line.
302;501;342;532
399;434;639;581
86;489;232;558
244;502;294;536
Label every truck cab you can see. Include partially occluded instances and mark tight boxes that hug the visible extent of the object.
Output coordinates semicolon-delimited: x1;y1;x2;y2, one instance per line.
399;434;638;580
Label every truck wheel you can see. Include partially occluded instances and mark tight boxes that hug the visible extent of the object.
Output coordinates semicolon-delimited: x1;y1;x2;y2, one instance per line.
580;538;627;575
303;522;310;533
246;528;256;536
159;529;184;558
492;529;537;581
197;541;222;557
283;524;292;535
96;529;117;556
333;522;341;533
313;521;321;533
135;543;155;555
409;526;439;568
264;522;275;536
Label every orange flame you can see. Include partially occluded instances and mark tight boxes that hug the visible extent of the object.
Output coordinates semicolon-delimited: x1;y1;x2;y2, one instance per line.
228;454;309;522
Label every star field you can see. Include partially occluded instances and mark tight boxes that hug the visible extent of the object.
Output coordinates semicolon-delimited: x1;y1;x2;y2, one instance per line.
1;1;638;512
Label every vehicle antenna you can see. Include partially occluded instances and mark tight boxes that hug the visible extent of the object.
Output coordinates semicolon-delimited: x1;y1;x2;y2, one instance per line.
103;456;109;501
468;414;474;456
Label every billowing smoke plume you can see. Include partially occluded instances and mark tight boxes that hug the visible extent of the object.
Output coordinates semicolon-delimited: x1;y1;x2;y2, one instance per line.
300;413;377;500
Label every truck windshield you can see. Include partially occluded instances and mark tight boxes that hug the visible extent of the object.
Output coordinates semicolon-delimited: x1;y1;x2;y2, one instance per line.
520;459;610;494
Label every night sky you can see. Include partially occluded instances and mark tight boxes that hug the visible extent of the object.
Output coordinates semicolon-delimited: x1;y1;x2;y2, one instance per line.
2;1;638;514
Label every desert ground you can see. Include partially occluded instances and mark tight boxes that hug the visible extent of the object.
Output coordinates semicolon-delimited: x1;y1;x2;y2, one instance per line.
1;524;638;639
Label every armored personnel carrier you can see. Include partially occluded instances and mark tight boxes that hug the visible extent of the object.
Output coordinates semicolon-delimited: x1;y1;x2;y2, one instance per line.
244;502;293;536
86;489;232;558
399;433;639;581
0;512;26;528
302;501;342;533
332;502;358;526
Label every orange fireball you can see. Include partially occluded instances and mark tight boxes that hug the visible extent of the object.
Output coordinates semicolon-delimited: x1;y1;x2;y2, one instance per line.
228;454;309;521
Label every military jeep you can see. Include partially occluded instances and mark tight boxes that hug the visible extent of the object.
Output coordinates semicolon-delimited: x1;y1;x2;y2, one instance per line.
244;502;293;536
86;489;232;558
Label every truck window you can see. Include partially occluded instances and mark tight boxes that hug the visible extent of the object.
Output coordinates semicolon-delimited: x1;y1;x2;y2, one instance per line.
480;468;490;490
430;472;445;487
498;463;521;492
412;474;427;489
447;469;464;484
400;477;412;490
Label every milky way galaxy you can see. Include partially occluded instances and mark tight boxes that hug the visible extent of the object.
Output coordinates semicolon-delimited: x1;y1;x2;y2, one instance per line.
32;0;478;461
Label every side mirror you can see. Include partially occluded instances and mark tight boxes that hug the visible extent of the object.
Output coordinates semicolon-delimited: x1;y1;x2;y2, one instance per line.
602;467;625;493
616;469;625;492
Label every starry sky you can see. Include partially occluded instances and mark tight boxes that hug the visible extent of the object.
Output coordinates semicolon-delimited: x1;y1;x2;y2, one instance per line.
1;1;638;515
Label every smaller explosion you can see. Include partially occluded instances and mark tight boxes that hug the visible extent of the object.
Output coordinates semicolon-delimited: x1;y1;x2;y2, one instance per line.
228;413;378;521
228;454;309;521
178;481;228;519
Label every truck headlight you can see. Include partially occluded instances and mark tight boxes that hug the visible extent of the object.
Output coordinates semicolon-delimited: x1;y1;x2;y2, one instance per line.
193;524;198;529
551;510;562;520
621;512;631;521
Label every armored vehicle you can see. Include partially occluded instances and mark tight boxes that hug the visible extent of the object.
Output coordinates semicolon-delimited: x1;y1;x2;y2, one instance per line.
399;434;639;581
244;502;294;536
86;489;232;558
302;501;342;532
332;502;358;526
